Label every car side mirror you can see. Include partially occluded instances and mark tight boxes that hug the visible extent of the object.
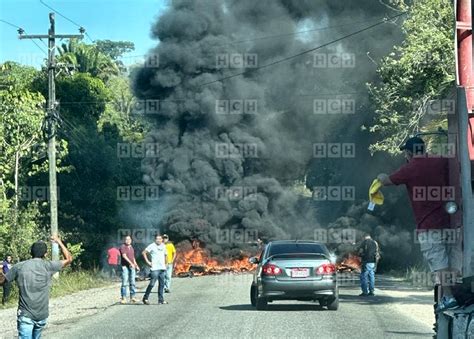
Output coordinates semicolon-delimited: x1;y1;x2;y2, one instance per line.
248;257;259;264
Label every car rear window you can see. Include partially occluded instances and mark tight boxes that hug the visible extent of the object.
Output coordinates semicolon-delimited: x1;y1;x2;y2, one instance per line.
267;243;328;257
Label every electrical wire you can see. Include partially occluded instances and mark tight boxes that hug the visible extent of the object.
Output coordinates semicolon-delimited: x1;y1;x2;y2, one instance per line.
198;12;407;87
39;0;94;42
119;15;402;60
0;19;48;55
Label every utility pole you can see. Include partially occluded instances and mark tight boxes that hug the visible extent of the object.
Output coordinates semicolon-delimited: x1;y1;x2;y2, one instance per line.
19;13;83;261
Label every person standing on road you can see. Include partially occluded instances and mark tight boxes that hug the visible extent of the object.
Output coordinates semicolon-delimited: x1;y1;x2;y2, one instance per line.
376;136;462;312
142;235;168;305
5;236;73;339
163;234;175;293
106;246;121;279
2;255;13;305
120;235;139;304
357;234;379;297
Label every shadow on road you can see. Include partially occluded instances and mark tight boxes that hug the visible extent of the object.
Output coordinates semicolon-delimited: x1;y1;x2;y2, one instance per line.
219;303;325;311
384;330;433;337
340;293;431;306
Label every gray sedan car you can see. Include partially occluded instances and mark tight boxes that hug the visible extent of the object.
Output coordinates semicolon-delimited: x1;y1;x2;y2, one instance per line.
249;240;338;310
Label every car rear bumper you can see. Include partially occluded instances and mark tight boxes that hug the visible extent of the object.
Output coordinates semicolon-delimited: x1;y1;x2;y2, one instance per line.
260;276;337;299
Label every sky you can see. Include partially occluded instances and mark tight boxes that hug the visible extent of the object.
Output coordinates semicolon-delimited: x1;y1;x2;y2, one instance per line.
0;0;169;68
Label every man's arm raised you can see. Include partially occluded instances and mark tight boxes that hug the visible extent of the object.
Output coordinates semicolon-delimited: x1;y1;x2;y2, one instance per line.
51;235;73;268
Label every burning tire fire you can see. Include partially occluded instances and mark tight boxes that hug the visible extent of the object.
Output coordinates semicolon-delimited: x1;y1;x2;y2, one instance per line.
336;253;361;273
174;240;256;277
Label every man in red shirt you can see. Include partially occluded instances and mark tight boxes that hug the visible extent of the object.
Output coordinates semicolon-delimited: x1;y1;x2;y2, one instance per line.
119;235;140;304
106;246;121;279
377;137;462;312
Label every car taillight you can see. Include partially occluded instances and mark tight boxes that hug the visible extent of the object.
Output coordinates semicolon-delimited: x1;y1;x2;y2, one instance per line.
262;264;282;276
315;263;336;275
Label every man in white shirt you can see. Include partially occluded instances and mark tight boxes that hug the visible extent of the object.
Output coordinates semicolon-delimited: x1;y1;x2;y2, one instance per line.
142;234;168;305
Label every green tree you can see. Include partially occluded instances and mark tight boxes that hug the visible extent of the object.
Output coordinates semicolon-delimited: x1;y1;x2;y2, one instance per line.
95;40;135;60
98;75;149;142
366;0;455;154
0;62;48;259
57;39;120;82
95;40;135;73
56;73;110;122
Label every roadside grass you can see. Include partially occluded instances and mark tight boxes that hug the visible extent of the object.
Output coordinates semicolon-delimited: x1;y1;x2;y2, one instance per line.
383;268;410;280
381;264;433;289
404;264;433;288
1;270;112;310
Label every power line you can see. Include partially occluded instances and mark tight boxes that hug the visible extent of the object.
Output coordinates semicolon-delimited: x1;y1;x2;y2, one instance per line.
218;16;395;46
39;0;94;42
39;0;81;27
0;19;47;55
0;19;21;29
198;12;407;87
44;92;366;106
118;16;396;61
59;115;91;144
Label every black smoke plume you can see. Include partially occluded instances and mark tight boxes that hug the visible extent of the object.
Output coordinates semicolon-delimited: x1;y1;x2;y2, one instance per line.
131;0;415;267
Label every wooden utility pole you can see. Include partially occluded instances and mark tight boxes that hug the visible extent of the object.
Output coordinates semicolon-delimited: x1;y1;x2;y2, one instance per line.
19;13;83;261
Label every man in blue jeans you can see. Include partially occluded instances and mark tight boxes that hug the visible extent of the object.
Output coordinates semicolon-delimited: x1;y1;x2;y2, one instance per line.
357;234;380;297
119;235;139;304
142;234;168;305
6;236;73;338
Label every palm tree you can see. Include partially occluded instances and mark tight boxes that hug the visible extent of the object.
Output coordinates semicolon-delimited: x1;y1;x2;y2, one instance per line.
57;39;119;81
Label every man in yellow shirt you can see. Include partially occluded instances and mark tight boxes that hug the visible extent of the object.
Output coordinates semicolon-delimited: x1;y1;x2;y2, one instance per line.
163;234;176;293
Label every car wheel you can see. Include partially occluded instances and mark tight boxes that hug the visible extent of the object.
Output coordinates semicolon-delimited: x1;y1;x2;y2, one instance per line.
327;296;339;311
256;297;268;310
250;285;257;307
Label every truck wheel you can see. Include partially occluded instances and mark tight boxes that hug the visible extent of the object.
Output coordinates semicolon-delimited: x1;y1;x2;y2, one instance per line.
250;285;257;307
256;297;268;310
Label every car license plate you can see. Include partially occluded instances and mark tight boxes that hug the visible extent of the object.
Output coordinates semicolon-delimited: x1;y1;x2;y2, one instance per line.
291;268;309;278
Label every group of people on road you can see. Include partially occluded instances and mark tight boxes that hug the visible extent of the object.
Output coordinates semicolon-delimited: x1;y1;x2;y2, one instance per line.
0;136;461;338
0;232;176;338
117;234;176;305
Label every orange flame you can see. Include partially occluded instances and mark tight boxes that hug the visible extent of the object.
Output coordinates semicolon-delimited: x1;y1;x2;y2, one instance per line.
174;240;255;276
336;253;361;272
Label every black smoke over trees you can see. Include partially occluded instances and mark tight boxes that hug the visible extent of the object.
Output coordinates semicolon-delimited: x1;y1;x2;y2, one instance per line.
131;0;419;269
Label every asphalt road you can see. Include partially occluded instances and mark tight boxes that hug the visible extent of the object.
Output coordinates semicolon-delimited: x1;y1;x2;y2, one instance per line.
45;274;434;339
